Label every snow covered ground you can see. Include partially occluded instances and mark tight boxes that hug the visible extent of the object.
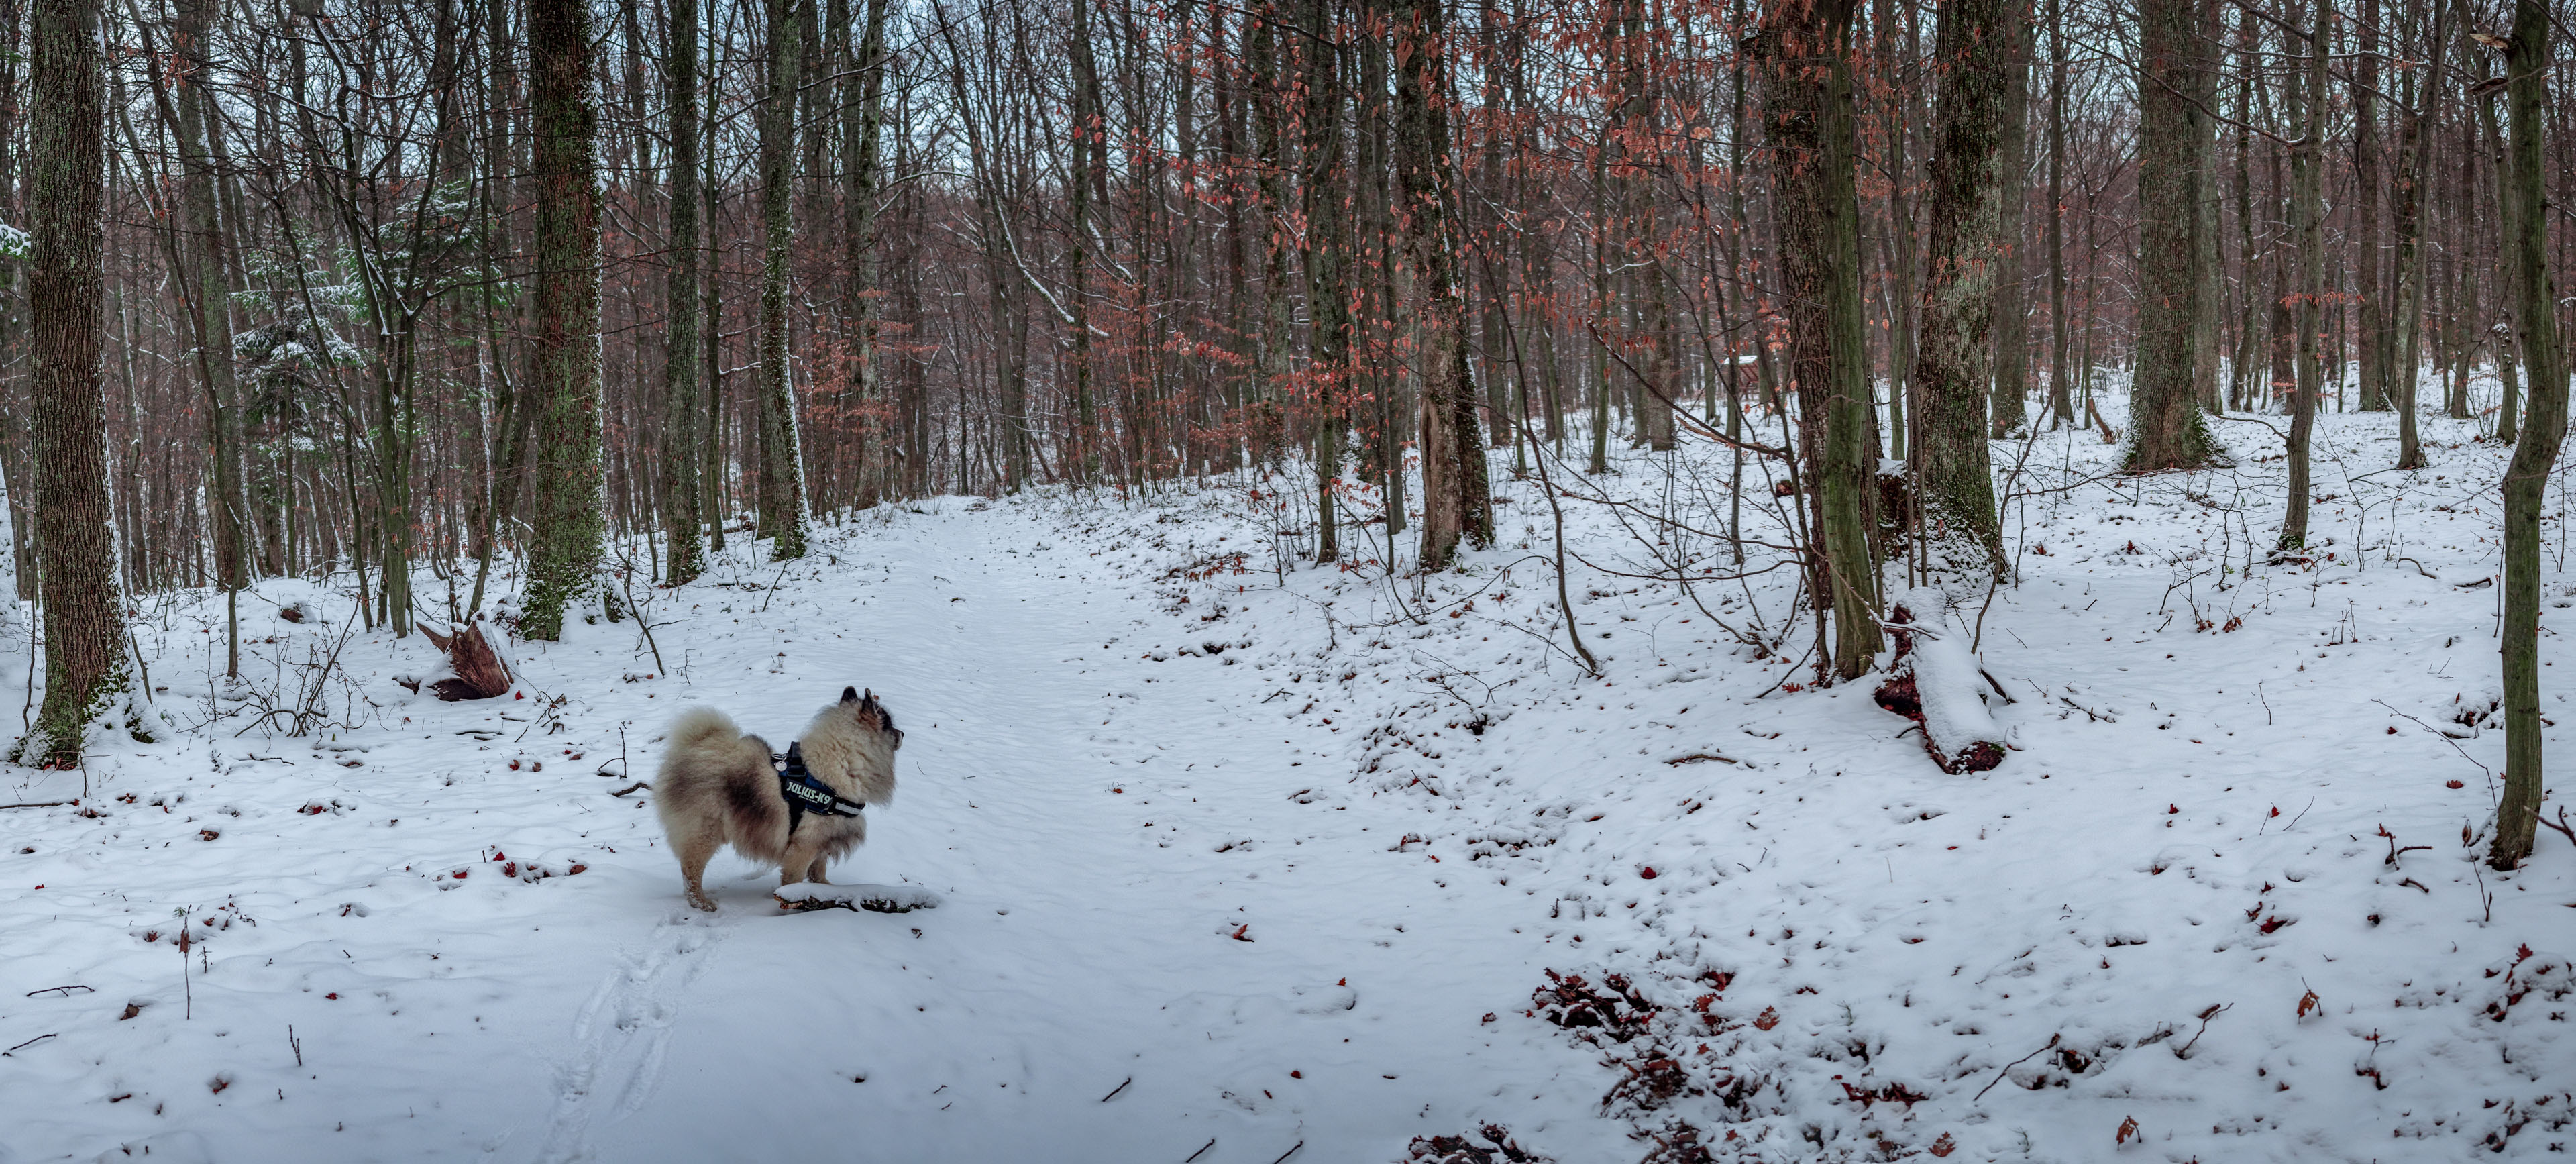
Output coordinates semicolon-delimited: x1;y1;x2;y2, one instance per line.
3;399;2573;1163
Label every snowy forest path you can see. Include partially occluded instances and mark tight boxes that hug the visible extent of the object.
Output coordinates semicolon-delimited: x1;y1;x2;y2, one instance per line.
543;506;1611;1163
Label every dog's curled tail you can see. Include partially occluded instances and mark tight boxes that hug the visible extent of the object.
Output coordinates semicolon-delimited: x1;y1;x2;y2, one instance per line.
665;706;742;751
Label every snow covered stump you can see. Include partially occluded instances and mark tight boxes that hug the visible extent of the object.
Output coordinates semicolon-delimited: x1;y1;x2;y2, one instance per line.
1874;590;2008;773
773;883;943;914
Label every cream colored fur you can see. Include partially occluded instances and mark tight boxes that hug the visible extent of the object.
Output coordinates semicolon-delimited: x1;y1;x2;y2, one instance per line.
653;688;902;911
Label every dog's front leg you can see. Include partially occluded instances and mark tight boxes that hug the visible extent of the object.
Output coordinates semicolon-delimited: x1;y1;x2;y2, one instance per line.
804;855;831;884
776;836;825;892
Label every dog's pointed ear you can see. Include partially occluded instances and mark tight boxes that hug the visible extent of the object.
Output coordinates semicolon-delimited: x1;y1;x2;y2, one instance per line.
841;686;860;704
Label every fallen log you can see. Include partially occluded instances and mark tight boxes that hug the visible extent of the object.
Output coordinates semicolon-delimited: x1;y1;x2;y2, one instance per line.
1875;590;2008;773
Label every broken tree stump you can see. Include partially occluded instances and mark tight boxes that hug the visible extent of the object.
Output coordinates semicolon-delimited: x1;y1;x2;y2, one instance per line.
419;621;513;701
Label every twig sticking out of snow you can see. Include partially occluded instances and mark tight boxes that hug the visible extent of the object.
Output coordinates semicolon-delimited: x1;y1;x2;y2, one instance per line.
1973;1033;2059;1102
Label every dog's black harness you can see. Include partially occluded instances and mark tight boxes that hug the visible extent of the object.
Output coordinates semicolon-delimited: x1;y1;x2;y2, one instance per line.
775;742;865;838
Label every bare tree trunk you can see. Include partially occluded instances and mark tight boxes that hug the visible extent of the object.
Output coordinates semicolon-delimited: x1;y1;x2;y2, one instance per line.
21;0;130;765
2389;0;2453;471
756;0;810;555
1302;0;1348;562
1067;0;1099;483
661;0;705;583
2353;0;2385;411
1909;0;2012;578
2277;0;2325;550
1986;13;2031;438
2124;0;2218;470
172;0;242;672
1359;0;1407;533
841;0;892;505
1400;0;1491;571
519;0;606;639
2471;49;2518;444
1248;7;1291;466
2489;0;2562;871
1762;0;1880;678
2044;0;2072;429
1621;0;1674;452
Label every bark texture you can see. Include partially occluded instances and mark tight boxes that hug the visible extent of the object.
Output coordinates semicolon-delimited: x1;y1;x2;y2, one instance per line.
2489;0;2562;871
22;0;127;766
756;0;811;555
1762;0;1880;679
1400;0;1491;571
1909;0;2015;579
518;0;605;639
2123;0;2217;472
661;0;705;585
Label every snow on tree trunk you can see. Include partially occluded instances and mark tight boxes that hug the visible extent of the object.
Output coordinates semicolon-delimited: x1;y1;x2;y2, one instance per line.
1874;591;2006;774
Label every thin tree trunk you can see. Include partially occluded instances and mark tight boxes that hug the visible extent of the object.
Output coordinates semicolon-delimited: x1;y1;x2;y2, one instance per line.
172;0;242;672
661;0;705;583
2354;0;2386;411
2473;54;2518;443
1302;0;1347;562
2489;0;2561;870
2277;0;2324;550
1068;0;1099;482
841;0;892;505
2390;0;2453;471
1987;15;2031;438
2045;0;2072;429
756;0;810;555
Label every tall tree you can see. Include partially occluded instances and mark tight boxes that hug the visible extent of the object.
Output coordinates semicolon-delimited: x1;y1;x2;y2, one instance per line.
839;0;893;505
1619;0;1676;453
1302;0;1348;562
1399;0;1491;570
2123;0;2218;470
2352;0;2385;411
2043;0;2072;429
1986;8;2031;438
519;0;606;639
2470;41;2518;443
756;0;811;555
2275;0;2325;551
661;0;706;584
172;0;244;672
1068;0;1100;481
2487;0;2563;871
19;0;127;765
1762;0;1880;677
1911;0;2017;578
2387;0;2454;471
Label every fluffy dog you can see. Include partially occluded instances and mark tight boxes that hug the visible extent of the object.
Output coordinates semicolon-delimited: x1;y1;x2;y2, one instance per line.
655;686;903;911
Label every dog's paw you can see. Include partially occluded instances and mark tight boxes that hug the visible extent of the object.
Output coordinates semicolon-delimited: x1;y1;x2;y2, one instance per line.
686;894;719;912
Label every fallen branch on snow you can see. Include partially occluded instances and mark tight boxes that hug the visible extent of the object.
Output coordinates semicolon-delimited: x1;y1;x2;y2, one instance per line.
774;883;943;914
